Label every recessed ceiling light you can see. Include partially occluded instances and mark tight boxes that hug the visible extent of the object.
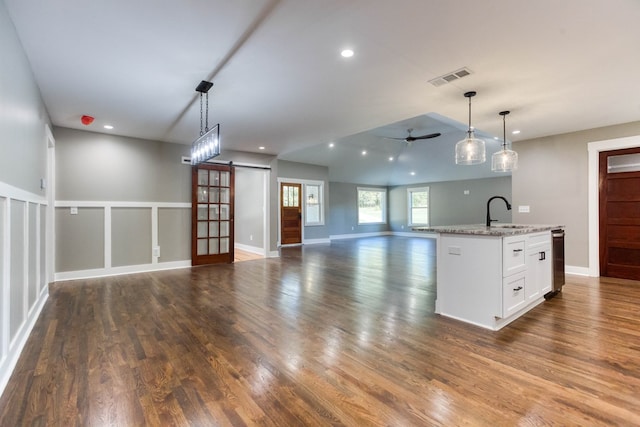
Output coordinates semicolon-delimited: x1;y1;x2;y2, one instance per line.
361;150;367;155
329;142;335;148
103;125;113;130
389;156;393;161
341;49;354;58
258;146;265;150
494;137;499;140
512;130;521;135
410;171;416;176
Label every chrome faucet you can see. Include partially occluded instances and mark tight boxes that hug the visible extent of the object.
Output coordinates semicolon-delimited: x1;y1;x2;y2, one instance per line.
486;196;512;226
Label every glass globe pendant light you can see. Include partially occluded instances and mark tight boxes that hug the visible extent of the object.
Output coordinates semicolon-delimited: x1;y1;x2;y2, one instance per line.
491;110;518;172
455;91;486;165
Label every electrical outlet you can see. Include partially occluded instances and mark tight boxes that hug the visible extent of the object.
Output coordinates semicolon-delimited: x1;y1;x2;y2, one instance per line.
518;205;530;213
153;246;160;257
70;207;78;215
401;225;404;229
463;190;470;195
250;235;253;241
351;226;355;231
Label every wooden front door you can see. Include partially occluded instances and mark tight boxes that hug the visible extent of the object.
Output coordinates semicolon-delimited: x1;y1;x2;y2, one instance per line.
599;147;640;280
280;183;302;245
192;164;234;265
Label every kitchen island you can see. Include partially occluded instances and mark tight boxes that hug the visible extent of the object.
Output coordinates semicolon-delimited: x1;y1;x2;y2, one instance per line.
414;224;563;331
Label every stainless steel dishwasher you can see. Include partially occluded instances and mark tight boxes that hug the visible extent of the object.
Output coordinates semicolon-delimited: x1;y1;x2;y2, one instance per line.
546;228;565;298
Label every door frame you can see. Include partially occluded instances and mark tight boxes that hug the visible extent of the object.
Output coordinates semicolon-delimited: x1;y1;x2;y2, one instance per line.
279;181;302;246
588;135;640;276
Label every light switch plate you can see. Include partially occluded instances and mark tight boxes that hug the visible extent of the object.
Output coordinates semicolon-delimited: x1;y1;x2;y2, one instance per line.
518;205;530;213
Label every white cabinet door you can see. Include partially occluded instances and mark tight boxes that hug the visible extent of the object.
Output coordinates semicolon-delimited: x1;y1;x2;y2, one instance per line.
526;235;552;301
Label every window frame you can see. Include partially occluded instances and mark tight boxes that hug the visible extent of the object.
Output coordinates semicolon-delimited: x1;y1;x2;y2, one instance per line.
303;182;324;226
357;187;388;225
407;186;430;226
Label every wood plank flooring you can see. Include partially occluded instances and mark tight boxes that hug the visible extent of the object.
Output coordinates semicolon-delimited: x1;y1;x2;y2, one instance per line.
1;236;640;426
234;249;264;263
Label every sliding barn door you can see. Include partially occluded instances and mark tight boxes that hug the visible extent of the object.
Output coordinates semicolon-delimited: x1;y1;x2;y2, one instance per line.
192;164;234;265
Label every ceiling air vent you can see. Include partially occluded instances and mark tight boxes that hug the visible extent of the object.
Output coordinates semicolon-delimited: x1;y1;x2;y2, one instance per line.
428;67;473;87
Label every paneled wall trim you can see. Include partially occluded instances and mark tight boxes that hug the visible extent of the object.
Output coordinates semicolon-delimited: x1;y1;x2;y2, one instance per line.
55;201;191;281
0;182;49;396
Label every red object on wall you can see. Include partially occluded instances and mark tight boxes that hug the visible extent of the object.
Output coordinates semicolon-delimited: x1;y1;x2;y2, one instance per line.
81;115;94;125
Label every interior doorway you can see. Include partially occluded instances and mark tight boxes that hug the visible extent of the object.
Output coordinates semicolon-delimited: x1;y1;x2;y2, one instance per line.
280;182;302;245
599;147;640;280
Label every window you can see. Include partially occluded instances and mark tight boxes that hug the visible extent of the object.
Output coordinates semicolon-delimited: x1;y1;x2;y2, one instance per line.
304;183;323;225
408;187;429;226
357;187;387;224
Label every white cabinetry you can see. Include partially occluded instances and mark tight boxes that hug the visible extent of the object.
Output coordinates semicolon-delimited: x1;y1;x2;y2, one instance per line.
525;233;552;301
436;230;552;330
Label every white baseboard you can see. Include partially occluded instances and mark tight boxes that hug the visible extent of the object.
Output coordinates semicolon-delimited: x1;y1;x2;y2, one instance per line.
304;238;331;245
0;286;49;398
565;265;590;276
329;231;392;240
54;260;191;282
235;243;265;256
267;250;280;258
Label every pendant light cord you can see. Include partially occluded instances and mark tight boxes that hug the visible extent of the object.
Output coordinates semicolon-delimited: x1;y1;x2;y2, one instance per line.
467;95;472;138
199;93;204;136
205;92;210;132
502;113;507;150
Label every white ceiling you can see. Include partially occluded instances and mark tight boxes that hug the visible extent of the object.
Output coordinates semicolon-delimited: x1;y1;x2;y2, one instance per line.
5;0;640;185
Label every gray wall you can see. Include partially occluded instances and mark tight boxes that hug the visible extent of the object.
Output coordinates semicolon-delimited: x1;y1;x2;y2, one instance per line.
54;127;192;202
54;127;273;269
55;207;104;272
276;160;330;242
389;176;512;231
513;120;640;268
0;1;52;396
158;208;191;262
329;182;391;236
0;2;49;193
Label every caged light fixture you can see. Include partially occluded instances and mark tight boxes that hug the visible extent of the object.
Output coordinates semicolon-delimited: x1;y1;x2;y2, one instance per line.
190;80;220;165
491;110;518;172
455;91;486;165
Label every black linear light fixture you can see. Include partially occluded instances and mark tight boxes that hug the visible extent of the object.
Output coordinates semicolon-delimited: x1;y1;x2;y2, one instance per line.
190;80;220;165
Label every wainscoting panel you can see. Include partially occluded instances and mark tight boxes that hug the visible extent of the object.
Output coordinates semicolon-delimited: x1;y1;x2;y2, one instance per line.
0;183;49;398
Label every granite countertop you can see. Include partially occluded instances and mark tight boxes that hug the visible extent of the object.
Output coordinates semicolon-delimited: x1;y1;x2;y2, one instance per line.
412;224;564;236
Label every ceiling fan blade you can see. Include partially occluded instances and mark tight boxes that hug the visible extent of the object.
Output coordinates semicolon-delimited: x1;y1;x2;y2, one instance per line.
412;132;441;140
382;136;408;141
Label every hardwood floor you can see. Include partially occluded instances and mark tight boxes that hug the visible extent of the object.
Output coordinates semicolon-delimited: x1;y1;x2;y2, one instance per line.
1;236;640;426
234;249;264;263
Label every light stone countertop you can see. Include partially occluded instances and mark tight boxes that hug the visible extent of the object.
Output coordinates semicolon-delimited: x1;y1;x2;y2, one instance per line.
412;224;564;237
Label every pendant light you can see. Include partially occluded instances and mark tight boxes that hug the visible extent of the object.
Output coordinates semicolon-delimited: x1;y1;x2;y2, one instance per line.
491;110;518;172
191;80;221;165
455;91;486;165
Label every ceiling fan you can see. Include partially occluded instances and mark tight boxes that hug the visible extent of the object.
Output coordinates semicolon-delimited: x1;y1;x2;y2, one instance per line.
385;128;441;143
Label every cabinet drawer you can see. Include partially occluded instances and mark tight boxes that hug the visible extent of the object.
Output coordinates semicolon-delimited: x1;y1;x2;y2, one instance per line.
527;231;551;249
502;273;527;318
503;237;526;276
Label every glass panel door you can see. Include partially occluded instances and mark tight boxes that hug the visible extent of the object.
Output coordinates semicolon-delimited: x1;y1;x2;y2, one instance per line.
192;164;234;265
